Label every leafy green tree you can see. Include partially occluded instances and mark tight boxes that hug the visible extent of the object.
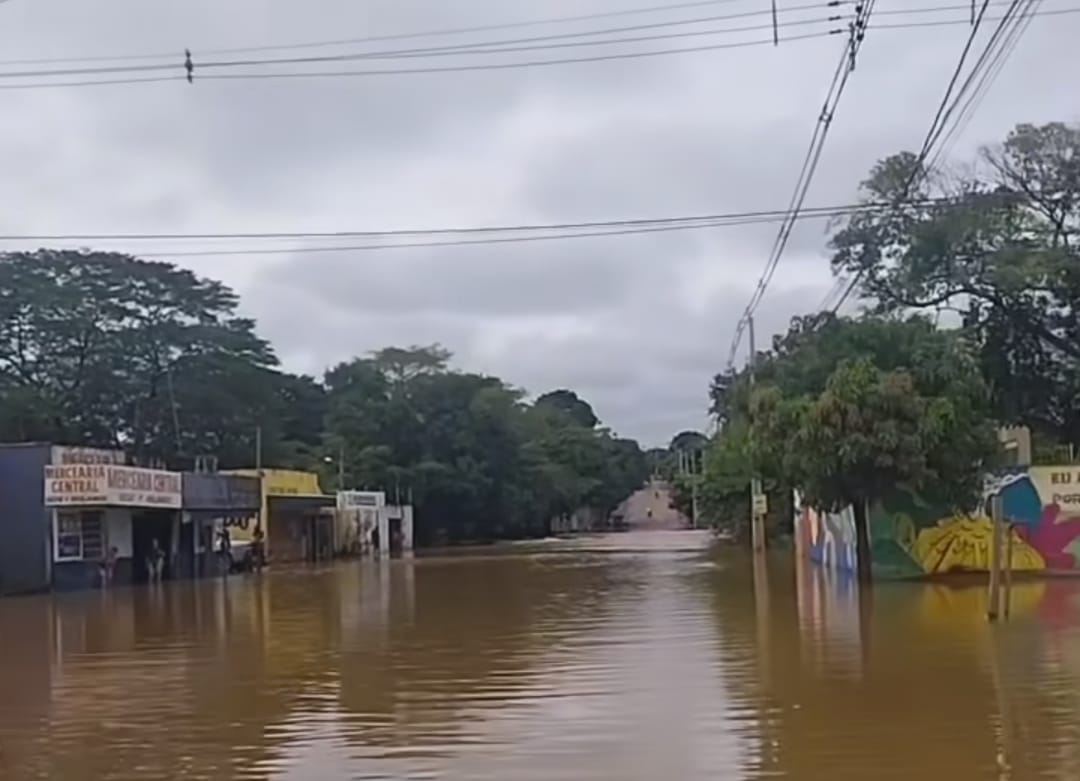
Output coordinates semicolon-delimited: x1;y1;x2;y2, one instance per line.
535;389;600;428
829;121;1080;450
322;346;647;544
0;250;648;544
0;250;298;467
670;430;708;452
750;320;998;581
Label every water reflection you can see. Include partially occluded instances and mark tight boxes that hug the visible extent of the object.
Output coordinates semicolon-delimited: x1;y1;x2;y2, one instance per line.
712;554;1080;780
4;535;1080;779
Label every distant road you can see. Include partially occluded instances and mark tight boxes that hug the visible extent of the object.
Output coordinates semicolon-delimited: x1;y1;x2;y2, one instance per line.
619;479;690;531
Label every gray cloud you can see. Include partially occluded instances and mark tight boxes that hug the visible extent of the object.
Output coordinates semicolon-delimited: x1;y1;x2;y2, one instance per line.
2;0;1078;445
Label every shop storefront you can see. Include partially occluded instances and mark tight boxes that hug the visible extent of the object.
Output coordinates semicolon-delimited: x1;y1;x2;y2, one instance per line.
226;469;336;563
337;490;415;558
180;473;261;577
44;454;182;590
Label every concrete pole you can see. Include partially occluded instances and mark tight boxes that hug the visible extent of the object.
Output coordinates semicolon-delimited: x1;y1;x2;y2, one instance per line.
748;315;765;553
691;450;699;530
988;494;1004;621
1003;522;1014;619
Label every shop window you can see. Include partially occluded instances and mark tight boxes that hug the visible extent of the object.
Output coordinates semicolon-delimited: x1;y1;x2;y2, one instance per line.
55;511;105;561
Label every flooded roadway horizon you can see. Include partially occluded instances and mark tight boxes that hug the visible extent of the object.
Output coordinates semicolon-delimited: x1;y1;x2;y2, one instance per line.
3;531;1080;780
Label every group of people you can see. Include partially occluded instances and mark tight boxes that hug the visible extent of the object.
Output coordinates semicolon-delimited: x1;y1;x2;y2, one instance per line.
216;524;265;574
97;538;166;587
96;523;267;588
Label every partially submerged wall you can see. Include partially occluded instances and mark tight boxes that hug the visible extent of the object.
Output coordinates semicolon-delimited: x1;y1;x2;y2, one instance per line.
794;492;857;576
795;466;1080;579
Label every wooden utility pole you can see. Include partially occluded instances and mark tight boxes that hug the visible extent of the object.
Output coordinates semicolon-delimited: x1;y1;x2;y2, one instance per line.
987;494;1004;621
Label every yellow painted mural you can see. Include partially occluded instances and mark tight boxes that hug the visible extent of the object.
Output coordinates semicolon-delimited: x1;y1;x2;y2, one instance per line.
910;515;1045;575
864;465;1080;578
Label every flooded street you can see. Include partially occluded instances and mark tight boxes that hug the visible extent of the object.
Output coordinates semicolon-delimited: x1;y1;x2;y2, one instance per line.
4;531;1080;779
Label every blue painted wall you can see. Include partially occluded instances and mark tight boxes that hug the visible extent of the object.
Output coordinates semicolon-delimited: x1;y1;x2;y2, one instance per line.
0;444;52;594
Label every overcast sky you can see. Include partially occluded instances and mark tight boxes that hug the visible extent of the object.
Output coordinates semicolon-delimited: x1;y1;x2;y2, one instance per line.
1;0;1076;446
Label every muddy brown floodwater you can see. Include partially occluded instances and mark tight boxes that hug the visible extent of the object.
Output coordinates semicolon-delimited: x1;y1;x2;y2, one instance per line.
3;531;1080;779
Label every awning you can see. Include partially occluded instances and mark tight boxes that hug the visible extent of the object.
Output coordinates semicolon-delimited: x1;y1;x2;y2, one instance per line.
182;473;260;514
267;494;336;515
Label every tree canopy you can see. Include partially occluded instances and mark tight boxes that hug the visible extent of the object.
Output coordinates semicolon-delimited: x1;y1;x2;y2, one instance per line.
323;350;648;544
829;121;1080;452
694;121;1080;561
0;250;648;545
534;389;600;429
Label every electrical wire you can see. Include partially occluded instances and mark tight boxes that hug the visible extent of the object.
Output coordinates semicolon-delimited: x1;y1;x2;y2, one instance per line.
0;0;771;66
195;6;849;67
2;3;1075;88
0;199;960;245
724;0;879;369
0;0;1060;69
928;0;1043;169
0;13;851;82
0;5;1070;89
0;31;845;90
827;0;1042;314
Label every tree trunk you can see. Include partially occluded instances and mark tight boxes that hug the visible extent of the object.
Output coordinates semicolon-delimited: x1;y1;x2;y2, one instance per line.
853;499;872;584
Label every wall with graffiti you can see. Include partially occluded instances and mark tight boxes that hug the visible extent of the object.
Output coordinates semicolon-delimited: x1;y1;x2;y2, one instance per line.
794;466;1080;579
869;466;1080;579
794;492;858;576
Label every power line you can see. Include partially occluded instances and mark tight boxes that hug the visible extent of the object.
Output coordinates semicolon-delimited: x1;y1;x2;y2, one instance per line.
0;199;958;245
199;16;849;69
724;0;879;370
927;0;1043;169
196;4;849;67
829;0;1043;313
0;32;845;91
0;13;852;82
0;0;771;66
915;0;1010;170
0;4;1071;88
0;0;1058;69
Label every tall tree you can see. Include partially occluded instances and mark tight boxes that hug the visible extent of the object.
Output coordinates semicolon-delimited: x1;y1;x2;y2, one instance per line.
828;122;1080;451
670;430;708;452
535;389;600;428
749;319;998;581
0;250;291;466
322;346;646;544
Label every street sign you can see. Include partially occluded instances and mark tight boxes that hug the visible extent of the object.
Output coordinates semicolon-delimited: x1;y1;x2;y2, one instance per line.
752;492;768;517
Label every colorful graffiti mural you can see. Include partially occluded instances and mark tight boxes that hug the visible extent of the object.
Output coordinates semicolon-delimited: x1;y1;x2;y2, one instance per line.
794;466;1080;579
795;492;858;575
870;466;1080;578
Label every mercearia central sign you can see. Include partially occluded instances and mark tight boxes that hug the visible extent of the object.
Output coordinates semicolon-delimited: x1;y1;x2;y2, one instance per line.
44;464;182;509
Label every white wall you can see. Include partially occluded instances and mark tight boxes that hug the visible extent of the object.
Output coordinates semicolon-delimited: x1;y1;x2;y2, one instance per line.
401;506;414;552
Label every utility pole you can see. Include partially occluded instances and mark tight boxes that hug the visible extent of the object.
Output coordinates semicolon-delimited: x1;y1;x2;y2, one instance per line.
337;439;345;491
748;315;766;552
690;449;699;530
987;494;1004;621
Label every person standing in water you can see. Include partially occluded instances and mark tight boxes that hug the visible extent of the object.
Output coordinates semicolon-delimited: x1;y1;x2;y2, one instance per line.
147;538;165;582
218;526;232;575
251;525;265;572
99;546;118;587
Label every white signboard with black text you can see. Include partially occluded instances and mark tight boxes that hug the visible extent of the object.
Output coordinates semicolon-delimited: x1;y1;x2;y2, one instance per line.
44;464;182;509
